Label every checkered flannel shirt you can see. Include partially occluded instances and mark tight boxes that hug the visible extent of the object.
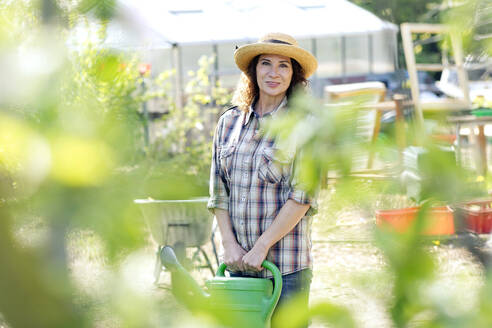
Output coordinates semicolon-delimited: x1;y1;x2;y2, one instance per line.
208;98;317;278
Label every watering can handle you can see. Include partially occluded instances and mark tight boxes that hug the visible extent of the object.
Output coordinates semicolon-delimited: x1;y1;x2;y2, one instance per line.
216;261;282;319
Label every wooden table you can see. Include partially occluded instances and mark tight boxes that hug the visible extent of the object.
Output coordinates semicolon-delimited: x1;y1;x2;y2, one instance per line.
447;114;492;176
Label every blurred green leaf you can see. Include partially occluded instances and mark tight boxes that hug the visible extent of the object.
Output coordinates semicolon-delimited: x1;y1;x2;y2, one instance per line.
77;0;116;21
273;294;356;328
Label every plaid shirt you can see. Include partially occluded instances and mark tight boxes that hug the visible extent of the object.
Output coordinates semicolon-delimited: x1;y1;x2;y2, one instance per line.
208;98;317;278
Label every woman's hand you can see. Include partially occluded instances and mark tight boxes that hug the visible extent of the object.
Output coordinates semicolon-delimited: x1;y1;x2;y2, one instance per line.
242;240;269;272
223;241;247;271
242;200;309;272
214;209;247;271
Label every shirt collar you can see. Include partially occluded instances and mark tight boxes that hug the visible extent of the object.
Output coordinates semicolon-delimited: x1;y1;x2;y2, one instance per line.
244;96;288;126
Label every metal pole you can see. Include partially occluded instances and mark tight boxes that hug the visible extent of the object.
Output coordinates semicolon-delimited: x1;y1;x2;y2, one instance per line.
311;38;317;59
212;44;219;106
311;38;319;96
341;36;346;81
392;30;399;71
368;33;373;74
141;79;149;148
212;44;219;86
172;44;184;109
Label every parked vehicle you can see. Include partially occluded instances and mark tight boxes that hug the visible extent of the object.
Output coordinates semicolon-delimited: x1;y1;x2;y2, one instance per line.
436;58;492;104
366;69;444;99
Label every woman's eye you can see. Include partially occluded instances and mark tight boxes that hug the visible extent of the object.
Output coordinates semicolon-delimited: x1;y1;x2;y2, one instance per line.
262;61;270;65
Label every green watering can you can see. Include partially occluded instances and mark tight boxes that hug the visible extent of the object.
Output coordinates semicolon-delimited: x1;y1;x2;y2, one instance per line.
160;246;282;328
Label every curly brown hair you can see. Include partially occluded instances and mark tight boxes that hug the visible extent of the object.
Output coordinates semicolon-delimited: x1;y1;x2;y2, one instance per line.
231;55;308;112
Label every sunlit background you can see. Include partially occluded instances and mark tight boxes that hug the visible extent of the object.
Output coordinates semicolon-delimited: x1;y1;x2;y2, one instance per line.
0;0;491;327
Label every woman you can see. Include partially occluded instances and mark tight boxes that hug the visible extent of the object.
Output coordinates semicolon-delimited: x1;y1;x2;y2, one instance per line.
207;32;318;324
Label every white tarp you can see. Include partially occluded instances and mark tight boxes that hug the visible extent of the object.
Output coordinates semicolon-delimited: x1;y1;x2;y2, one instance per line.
113;0;398;47
67;8;171;50
67;0;399;95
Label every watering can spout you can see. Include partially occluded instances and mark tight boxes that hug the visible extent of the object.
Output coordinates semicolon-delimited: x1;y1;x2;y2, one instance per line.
160;246;208;309
160;246;182;272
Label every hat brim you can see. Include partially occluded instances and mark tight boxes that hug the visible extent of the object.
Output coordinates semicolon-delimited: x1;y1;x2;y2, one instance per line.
234;43;318;78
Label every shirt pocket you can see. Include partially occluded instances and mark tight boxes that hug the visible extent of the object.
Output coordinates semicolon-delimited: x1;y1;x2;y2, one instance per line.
219;145;235;181
258;146;293;184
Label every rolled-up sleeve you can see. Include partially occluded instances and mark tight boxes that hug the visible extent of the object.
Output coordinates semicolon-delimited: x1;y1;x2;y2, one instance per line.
208;119;229;214
288;188;318;217
287;152;318;216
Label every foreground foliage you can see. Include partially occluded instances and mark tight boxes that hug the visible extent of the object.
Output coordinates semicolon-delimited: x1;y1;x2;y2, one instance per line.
0;1;491;328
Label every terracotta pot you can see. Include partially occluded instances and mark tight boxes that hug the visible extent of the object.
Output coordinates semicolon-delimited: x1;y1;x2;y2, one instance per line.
376;206;455;235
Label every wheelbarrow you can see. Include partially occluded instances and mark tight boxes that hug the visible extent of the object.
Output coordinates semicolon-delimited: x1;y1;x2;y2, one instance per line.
134;197;219;283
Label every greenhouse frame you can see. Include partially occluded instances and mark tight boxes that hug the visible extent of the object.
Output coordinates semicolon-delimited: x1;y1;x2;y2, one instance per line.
70;0;399;100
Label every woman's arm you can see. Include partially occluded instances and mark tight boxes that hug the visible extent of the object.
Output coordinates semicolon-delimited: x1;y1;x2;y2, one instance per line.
207;119;230;213
242;199;310;271
215;208;247;271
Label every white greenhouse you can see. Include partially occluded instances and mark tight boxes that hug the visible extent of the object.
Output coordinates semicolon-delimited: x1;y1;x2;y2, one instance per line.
69;0;399;99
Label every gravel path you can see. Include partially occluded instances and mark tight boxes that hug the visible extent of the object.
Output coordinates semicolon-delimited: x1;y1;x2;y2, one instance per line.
308;203;485;328
57;189;488;328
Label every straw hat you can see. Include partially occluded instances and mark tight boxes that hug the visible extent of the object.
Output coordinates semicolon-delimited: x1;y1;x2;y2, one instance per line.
234;32;318;78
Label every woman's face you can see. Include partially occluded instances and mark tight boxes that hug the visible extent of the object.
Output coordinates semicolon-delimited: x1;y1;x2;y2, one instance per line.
256;54;293;99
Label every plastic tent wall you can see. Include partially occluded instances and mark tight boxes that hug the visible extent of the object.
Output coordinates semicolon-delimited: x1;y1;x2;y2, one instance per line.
70;0;399;98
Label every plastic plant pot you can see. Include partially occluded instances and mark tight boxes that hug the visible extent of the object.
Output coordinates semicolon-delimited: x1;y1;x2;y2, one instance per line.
459;199;492;234
375;206;455;235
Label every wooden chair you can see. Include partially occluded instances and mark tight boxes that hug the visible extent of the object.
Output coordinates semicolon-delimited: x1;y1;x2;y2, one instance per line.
401;23;491;175
324;81;406;174
400;23;472;122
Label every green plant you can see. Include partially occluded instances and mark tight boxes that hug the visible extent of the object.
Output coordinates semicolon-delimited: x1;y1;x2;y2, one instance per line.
141;55;231;199
0;2;191;327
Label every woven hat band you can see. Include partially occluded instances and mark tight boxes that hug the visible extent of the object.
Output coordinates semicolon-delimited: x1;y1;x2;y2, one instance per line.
262;39;292;45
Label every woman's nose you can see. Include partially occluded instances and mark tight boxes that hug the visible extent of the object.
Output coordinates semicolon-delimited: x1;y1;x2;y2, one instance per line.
268;66;279;77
